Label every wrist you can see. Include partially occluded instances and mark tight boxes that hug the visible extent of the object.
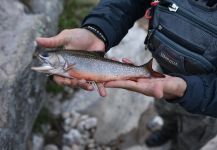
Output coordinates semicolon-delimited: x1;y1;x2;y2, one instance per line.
175;77;187;97
82;25;108;51
165;77;187;100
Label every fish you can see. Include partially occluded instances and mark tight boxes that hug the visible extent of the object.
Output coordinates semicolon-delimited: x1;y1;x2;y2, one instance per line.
31;49;165;82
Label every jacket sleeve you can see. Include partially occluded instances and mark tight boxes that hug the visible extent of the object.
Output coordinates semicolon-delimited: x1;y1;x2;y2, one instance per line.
82;0;150;49
172;74;217;117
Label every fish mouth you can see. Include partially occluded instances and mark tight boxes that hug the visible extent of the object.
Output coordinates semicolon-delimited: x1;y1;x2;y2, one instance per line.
31;65;54;73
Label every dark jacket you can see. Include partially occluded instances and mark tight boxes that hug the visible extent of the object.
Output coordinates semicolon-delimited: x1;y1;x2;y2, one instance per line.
82;0;217;117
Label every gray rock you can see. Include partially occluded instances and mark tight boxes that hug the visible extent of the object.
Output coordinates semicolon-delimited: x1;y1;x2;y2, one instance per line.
62;112;70;119
78;117;98;131
71;145;80;150
30;0;64;35
65;118;73;126
201;135;217;150
0;0;63;149
69;111;81;128
32;135;44;150
44;144;59;150
61;146;71;150
63;125;71;133
63;129;83;146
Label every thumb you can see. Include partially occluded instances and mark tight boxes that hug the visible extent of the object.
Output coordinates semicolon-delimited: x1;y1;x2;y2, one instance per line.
36;30;68;48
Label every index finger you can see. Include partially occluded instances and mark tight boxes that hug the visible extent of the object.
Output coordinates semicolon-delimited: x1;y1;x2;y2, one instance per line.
122;58;135;65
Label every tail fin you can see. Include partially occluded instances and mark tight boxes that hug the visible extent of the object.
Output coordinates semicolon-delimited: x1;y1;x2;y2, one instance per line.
146;59;165;78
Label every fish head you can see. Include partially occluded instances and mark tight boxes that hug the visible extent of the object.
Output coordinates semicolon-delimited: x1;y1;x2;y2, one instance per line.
31;51;67;75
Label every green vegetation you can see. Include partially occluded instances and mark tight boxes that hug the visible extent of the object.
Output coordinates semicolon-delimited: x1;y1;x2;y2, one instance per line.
46;79;64;94
32;107;52;133
59;0;98;30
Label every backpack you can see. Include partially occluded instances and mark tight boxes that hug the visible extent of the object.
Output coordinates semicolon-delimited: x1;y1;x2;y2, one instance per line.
145;0;217;75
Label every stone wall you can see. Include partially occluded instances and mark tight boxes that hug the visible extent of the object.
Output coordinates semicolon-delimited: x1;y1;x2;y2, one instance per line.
0;0;63;149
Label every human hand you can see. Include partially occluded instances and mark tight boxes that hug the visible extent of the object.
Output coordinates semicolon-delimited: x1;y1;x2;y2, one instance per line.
36;28;107;96
104;58;187;100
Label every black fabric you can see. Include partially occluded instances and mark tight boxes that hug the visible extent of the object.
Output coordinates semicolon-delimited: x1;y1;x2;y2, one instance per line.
82;0;151;49
206;0;217;7
147;0;217;75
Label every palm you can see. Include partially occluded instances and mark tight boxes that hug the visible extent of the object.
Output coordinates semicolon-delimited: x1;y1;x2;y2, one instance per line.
105;76;187;100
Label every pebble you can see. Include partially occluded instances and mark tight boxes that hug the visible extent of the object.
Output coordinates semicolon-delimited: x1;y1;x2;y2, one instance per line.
63;124;71;132
71;144;80;150
64;118;72;125
77;117;98;132
44;144;59;150
32;135;44;150
61;146;71;150
70;112;80;128
62;112;70;119
63;129;82;146
79;114;89;122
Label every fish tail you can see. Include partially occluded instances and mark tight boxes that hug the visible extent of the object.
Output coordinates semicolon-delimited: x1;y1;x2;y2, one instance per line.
145;58;165;78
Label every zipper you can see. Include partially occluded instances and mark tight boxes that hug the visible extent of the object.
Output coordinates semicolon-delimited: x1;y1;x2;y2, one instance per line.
158;2;217;37
155;31;215;71
157;24;205;54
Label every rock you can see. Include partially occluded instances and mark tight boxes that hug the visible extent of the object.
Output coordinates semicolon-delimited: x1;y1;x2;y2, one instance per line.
87;139;96;149
79;115;89;122
0;0;63;149
62;146;71;150
63;125;71;133
32;134;44;150
62;112;70;119
77;117;98;131
64;118;72;126
71;144;80;150
44;144;59;150
63;129;83;146
30;0;63;35
201;135;217;150
69;111;81;128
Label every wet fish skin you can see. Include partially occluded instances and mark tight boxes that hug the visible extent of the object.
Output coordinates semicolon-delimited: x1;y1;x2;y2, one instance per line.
31;49;165;82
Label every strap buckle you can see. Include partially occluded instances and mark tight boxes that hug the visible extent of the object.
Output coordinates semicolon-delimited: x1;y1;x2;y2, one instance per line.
144;0;160;20
151;0;160;7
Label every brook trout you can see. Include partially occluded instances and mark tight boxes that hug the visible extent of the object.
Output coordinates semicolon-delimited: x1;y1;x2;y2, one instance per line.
31;49;165;82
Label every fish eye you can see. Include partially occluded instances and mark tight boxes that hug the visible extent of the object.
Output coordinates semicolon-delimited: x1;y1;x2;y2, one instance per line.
41;52;49;57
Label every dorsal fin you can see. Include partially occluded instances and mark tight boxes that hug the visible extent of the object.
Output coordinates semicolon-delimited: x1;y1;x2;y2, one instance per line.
89;51;105;57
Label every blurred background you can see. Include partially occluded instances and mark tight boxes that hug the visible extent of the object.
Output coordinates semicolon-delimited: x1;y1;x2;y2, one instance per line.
0;0;216;150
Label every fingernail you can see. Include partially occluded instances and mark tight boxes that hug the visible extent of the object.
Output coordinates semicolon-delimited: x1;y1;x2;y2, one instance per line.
87;85;94;91
78;80;86;84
